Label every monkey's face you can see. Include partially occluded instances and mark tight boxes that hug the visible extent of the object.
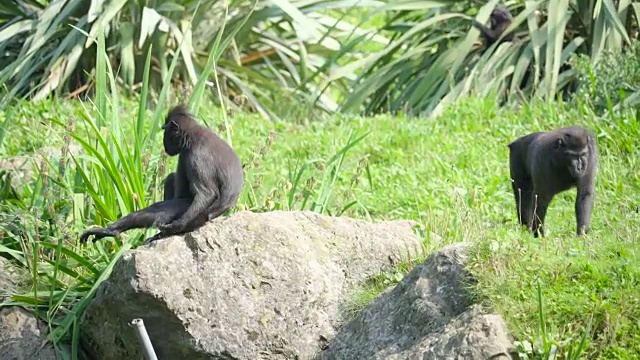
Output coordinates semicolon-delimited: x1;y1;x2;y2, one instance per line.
556;135;589;178
568;151;588;178
491;7;512;26
162;121;181;156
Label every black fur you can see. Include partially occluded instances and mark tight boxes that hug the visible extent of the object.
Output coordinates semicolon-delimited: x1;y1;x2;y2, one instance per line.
472;5;515;47
79;105;244;244
508;126;598;237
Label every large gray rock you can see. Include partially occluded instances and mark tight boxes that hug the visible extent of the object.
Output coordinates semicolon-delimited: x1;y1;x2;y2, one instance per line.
0;258;57;359
80;210;424;360
0;257;17;303
419;305;515;360
317;243;516;360
0;306;57;360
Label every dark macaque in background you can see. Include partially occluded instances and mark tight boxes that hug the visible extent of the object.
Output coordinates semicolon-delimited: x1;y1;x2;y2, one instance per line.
80;105;244;244
472;4;515;47
508;126;598;237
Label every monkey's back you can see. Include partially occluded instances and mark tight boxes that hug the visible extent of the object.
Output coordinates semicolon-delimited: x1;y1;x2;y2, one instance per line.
508;132;543;176
197;126;244;206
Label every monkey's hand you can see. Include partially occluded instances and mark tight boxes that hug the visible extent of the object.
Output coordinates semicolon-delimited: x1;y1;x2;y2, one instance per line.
157;220;186;235
471;20;484;28
79;227;118;243
143;232;168;245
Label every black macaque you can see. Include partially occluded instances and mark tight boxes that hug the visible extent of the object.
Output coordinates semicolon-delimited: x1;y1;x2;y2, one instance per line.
472;4;515;47
508;126;598;237
80;105;244;244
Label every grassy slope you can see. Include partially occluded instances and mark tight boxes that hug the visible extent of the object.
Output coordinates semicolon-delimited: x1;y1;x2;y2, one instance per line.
0;95;638;358
236;97;640;358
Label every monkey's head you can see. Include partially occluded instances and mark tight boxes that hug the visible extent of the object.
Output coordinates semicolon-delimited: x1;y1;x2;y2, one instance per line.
555;128;590;178
162;105;193;156
490;5;513;27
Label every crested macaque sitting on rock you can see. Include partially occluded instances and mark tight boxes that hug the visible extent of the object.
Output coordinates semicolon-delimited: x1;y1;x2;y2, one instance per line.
80;105;244;244
508;126;598;237
472;4;515;47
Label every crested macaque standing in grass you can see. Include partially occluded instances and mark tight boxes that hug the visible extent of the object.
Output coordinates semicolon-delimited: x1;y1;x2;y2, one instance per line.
508;126;598;237
80;105;244;244
472;4;515;47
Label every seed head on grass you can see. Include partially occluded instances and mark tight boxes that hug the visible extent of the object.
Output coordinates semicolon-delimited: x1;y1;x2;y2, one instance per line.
151;150;169;200
142;151;151;176
341;156;369;202
37;153;56;222
248;130;278;169
179;86;193;105
349;156;368;189
264;180;294;211
132;193;139;211
59;118;74;176
304;177;316;194
246;130;279;202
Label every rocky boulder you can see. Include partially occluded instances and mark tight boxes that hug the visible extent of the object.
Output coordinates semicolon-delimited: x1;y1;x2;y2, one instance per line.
80;210;424;360
316;242;516;359
0;257;17;303
0;257;57;360
0;307;58;360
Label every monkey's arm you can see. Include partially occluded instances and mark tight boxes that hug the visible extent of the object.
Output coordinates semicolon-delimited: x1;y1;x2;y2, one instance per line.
575;175;596;235
158;186;219;235
472;21;500;43
80;199;191;243
575;139;598;236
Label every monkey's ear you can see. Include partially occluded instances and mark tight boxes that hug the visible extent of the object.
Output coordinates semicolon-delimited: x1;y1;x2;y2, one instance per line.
555;138;565;149
162;120;178;130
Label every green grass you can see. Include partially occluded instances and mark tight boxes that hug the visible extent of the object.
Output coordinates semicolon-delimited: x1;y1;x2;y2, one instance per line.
0;93;639;358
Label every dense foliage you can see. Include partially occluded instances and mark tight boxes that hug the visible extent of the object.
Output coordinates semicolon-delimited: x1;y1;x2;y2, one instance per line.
1;0;640;118
572;40;640;114
0;0;374;119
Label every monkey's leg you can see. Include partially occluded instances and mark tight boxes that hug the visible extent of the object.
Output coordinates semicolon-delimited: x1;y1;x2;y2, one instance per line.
80;199;191;243
575;181;595;235
147;209;213;245
145;210;214;244
158;188;219;235
531;194;553;238
163;173;176;200
205;195;237;221
154;196;232;239
510;165;534;229
152;199;234;242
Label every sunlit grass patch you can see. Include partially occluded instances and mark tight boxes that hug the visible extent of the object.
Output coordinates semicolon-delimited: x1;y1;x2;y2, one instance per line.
1;92;639;359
